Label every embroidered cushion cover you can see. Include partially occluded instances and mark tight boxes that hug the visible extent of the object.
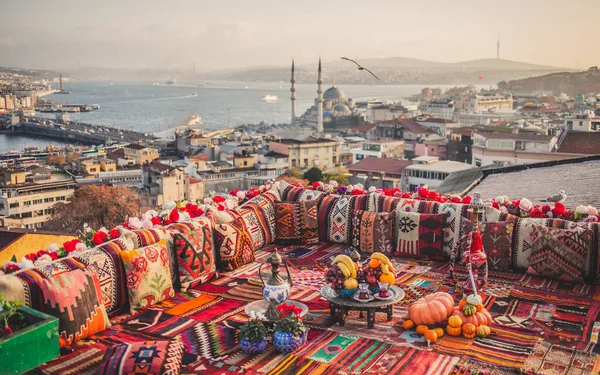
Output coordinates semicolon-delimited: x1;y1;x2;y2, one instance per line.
121;228;166;249
317;195;369;244
394;212;445;260
173;224;216;291
526;224;591;283
214;217;255;271
37;268;111;347
96;340;185;375
120;239;175;314
461;220;515;272
350;209;395;254
275;200;319;245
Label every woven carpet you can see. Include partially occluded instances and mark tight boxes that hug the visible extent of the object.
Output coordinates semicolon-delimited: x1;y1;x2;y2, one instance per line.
35;242;600;375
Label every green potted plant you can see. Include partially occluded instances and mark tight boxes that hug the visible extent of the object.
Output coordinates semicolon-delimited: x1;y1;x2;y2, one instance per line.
238;318;268;354
272;303;307;353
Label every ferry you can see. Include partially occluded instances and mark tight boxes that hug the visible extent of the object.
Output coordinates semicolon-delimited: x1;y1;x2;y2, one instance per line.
260;94;278;102
166;78;176;85
191;92;197;96
152;82;161;86
187;114;201;126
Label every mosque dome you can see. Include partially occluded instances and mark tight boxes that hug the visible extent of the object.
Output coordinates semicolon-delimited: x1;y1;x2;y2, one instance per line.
324;85;346;101
333;103;350;112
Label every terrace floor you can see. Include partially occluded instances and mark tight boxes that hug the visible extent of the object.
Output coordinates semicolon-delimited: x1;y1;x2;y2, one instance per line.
32;243;600;375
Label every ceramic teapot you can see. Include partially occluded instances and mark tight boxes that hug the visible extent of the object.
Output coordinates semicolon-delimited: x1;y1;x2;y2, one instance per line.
258;249;293;320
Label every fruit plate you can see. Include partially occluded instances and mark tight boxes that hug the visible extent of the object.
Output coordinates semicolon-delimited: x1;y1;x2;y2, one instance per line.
374;288;397;301
337;288;358;298
353;294;375;303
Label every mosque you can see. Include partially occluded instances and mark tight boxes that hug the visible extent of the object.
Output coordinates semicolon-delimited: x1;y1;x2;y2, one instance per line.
291;59;366;132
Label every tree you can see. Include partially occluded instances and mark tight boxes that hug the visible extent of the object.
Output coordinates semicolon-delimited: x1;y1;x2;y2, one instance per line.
285;168;303;179
303;167;323;183
325;167;350;186
44;186;142;233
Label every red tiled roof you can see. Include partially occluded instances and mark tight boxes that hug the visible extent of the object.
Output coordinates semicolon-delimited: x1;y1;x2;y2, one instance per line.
558;132;600;155
477;131;551;141
519;106;561;112
189;177;202;184
349;124;377;131
413;117;456;124
375;119;435;135
347;158;412;175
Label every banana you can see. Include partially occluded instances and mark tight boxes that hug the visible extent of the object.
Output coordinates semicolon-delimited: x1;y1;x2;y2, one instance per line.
337;262;351;278
371;252;394;272
381;263;390;275
332;255;357;279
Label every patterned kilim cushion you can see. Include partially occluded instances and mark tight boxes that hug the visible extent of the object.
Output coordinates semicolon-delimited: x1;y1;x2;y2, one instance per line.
318;195;369;244
394;212;445;260
275;200;319;245
121;239;175;314
210;207;241;224
214;217;255;271
174;224;216;291
241;192;278;244
461;220;515;272
76;239;129;315
96;340;185;375
527;224;591;283
122;228;166;249
350;209;395;254
238;201;271;250
38;268;111;347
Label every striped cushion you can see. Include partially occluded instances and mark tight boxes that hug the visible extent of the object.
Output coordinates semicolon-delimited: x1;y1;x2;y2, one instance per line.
122;228;166;249
317;195;369;244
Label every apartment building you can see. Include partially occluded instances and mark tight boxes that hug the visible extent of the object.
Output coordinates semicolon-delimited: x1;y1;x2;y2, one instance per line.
0;169;76;229
269;136;340;170
404;156;474;191
350;140;405;163
123;144;159;165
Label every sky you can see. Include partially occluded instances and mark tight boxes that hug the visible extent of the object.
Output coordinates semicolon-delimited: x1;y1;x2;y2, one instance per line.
1;0;597;71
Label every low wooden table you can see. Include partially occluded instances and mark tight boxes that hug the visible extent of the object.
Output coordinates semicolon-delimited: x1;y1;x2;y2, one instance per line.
320;285;405;329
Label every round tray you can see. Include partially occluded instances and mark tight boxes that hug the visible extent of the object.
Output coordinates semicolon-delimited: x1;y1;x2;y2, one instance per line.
244;300;308;321
321;285;405;307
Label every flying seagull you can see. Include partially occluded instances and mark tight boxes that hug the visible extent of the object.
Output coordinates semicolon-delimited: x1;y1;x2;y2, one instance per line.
543;190;567;203
340;57;380;80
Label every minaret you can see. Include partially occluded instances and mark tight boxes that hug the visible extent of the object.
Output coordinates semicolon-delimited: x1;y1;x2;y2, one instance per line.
496;31;500;59
316;58;324;133
290;60;296;124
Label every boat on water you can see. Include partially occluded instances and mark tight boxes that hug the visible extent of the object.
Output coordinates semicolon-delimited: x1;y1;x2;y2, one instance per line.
260;94;278;102
166;78;176;85
152;82;161;86
191;92;197;96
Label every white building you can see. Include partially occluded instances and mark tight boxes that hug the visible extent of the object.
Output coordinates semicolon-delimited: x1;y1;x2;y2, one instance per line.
350;140;405;163
564;112;600;132
97;169;143;187
421;99;455;121
414;116;459;136
404;156;474;191
471;131;558;167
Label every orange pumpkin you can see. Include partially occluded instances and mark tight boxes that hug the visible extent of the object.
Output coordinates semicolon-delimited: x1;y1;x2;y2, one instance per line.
476;325;491;338
416;325;429;335
476;304;484;312
462;323;476;339
458;300;468;309
451;306;492;327
433;328;444;338
448;315;463;328
408;292;455;326
424;329;438;346
402;319;414;330
446;324;462;337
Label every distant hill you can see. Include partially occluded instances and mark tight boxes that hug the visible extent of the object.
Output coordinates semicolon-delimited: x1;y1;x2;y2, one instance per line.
504;66;600;94
450;58;560;71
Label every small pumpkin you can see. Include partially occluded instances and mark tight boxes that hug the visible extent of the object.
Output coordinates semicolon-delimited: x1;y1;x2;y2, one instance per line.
433;328;444;338
416;325;429;335
476;325;491;338
476;303;484;312
451;306;492;327
446;324;462;337
403;319;414;330
408;292;455;326
424;329;438;346
458;300;468;310
462;323;477;339
467;294;482;306
448;315;463;328
463;304;477;316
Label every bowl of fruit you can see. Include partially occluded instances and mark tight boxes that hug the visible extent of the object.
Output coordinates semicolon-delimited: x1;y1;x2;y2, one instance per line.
326;255;360;298
364;253;396;293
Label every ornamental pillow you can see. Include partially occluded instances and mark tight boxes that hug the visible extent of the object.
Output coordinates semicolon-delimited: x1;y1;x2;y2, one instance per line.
173;224;216;291
350;209;395;254
214;217;255;271
275;200;319;245
318;195;369;244
120;239;175;314
394;212;445;260
38;268;111;347
121;227;166;249
96;340;185;375
461;220;515;272
526;224;591;283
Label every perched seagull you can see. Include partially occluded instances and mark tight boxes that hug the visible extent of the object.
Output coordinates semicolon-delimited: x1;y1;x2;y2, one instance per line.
340;57;380;80
544;190;567;203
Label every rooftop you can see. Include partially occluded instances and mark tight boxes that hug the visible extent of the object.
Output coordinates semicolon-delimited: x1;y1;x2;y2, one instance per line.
375;119;436;135
436;167;484;195
274;136;337;145
263;151;288;159
348;123;377;132
124;143;150;151
406;160;474;173
470;155;600;208
347;158;412;175
558;132;600;155
477;131;552;141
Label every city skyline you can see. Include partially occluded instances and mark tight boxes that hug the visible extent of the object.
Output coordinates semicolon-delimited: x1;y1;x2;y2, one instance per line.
1;0;597;71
